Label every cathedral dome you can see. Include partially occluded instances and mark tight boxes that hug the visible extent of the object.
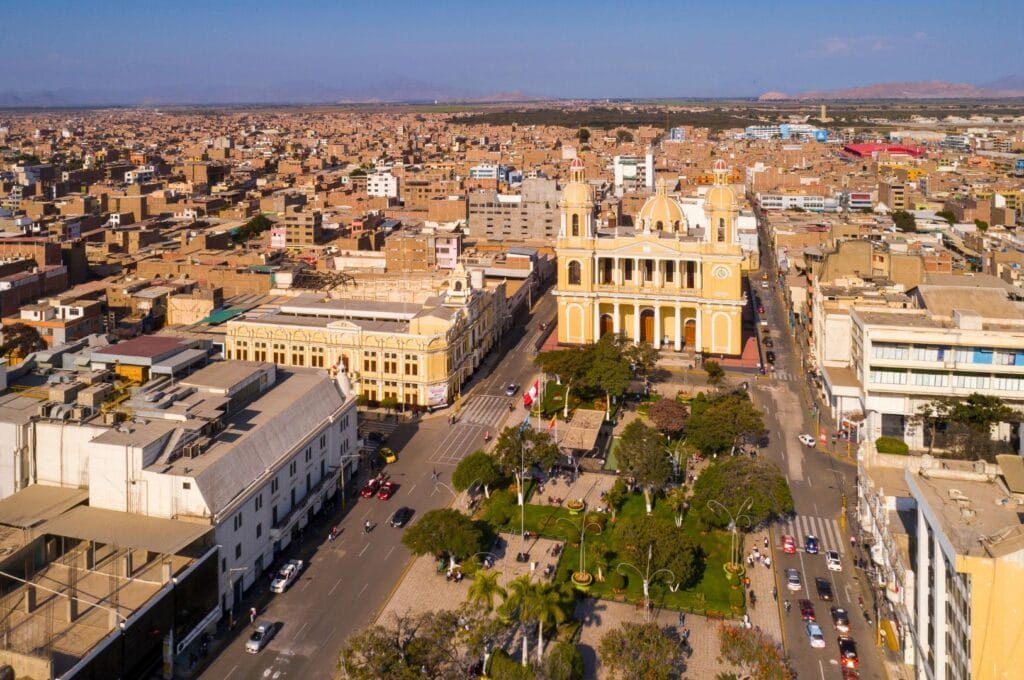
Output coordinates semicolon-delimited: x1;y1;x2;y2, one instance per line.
560;158;592;207
636;178;685;231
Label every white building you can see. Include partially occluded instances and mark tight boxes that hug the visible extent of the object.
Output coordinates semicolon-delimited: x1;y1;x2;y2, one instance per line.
4;361;358;614
367;172;400;198
612;153;654;196
125;165;156;185
756;192;838;212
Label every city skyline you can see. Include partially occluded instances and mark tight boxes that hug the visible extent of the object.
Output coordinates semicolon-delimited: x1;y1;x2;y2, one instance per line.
3;0;1022;104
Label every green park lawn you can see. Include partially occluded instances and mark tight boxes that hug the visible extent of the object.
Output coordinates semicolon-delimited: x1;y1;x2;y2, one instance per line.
483;489;741;617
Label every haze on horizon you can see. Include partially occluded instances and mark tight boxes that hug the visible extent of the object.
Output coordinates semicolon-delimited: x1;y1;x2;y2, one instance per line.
3;0;1021;103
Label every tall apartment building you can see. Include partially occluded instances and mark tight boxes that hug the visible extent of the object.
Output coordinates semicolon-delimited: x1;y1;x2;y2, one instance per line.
2;296;103;348
467;178;559;241
367;172;399;198
612;153;654;196
879;180;908;211
383;226;463;272
271;206;322;248
469;163;508;183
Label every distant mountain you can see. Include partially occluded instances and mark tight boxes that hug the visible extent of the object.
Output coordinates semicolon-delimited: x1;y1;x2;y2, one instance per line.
764;79;1024;100
757;91;789;102
0;79;544;107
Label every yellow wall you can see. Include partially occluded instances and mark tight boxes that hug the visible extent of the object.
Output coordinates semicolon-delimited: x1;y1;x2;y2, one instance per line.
958;554;1024;679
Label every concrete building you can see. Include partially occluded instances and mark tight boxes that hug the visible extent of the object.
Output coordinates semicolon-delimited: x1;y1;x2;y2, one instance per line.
469;163;508;183
366;172;399;198
272;206;322;248
554;159;746;354
224;266;503;409
756;192;838;212
383;225;462;272
467;178;559;241
879;180;909;212
2;296;103;348
612;153;654;196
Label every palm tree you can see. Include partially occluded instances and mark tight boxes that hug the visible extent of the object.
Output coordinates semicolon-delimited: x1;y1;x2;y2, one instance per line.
531;581;573;664
467;570;506;612
502;575;535;667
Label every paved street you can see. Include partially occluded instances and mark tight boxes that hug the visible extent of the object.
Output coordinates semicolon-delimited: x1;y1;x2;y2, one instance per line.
746;237;885;679
197;293;556;680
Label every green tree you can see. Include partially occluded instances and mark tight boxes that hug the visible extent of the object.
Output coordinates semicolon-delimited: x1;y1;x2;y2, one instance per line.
452;449;500;498
691;457;794;530
604;478;628;520
487;649;537;679
586;333;631;419
576;128;590;144
623;341;660;379
598;621;684;680
500;575;536;666
0;323;45;360
617;420;672;513
535;347;592;418
467;569;506;612
401;508;484;569
530;581;574;663
614;515;701;596
934;393;1021;460
685;391;765;456
491;427;559;505
974;219;989;231
543;641;584;680
338;611;460;679
703;360;725;387
379;395;400;413
716;624;795;680
892;209;916;232
648;399;689;437
615;129;634;144
936;209;956;224
665;486;688;528
235;213;272;241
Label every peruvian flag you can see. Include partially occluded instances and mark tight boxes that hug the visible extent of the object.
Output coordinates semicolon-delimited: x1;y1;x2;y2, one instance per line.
523;380;540;408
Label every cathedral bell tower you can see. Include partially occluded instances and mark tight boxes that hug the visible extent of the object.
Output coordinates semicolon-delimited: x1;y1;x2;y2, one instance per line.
559;158;594;242
704;159;739;245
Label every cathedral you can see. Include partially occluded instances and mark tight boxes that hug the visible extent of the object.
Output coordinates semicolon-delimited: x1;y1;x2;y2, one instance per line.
554;158;746;355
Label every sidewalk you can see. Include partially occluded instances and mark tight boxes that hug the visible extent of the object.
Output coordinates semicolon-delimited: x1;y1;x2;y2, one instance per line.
741;530;784;646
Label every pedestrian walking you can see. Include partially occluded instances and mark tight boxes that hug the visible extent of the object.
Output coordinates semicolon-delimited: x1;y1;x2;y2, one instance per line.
763;537;769;550
765;556;771;569
249;607;257;625
850;535;857;547
431;469;439;481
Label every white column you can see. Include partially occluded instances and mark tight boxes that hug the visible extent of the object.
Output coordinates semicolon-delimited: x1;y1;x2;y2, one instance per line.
916;507;930;678
694;306;703;352
654;259;662;287
674;306;682;351
633;258;640;287
614;257;622;285
633;300;641;343
932;531;947;680
653;306;661;349
613;302;621;335
593;301;601;341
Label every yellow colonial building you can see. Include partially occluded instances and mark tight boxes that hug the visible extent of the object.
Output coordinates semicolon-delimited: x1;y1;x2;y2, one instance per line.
554;158;746;354
224;266;502;408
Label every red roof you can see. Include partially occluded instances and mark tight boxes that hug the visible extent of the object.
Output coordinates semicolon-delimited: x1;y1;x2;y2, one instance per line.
842;143;924;158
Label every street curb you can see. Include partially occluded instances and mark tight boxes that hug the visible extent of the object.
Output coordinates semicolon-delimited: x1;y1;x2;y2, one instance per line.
769;525;787;654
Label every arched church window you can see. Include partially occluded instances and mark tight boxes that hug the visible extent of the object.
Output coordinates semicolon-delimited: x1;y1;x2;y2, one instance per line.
655;221;664;231
567;260;582;285
718;218;726;242
571;214;579;236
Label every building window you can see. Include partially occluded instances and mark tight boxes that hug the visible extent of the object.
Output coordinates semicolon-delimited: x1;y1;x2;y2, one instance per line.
363;358;377;372
567;261;581;285
289;461;297;476
254;494;263;512
311;347;325;368
183;481;191;490
571;214;579;236
665;261;674;283
319;434;326;449
235;543;242;559
233;513;243;531
256;523;262;539
717;218;726;242
643;260;653;282
404;361;418;376
624;259;634;281
271;478;279;494
291;348;305;366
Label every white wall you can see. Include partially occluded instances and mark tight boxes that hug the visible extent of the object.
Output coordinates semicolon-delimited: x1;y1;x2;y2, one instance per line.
34;421;106;490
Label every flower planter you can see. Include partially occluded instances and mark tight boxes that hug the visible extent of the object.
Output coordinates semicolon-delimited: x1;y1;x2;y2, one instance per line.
723;563;745;581
571;571;594;591
566;500;585;515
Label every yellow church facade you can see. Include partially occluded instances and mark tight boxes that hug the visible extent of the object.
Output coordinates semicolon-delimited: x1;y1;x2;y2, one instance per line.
554;158;746;355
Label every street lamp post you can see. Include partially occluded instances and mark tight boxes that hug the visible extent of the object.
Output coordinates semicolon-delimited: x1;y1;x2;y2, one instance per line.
338;453;363;509
616;544;677;622
555;516;603;584
706;497;753;577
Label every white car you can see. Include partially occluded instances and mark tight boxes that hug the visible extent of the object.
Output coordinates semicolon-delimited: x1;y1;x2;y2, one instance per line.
806;622;826;648
786;568;802;592
246;621;275;653
270;559;304;594
826;550;842;572
798;433;817;447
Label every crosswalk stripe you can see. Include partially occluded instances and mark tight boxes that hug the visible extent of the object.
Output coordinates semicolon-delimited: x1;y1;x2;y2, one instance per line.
778;514;843;554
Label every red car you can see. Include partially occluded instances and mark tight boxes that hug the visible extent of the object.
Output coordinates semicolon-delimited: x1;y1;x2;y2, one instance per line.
798;599;816;622
782;535;797;554
377;481;397;500
359;478;381;498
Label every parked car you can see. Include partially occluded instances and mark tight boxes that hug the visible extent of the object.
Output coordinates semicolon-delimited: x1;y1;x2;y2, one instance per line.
504;383;520;396
246;621;275;653
360;478;381;498
766;351;776;364
762;337;774;348
365;431;385;443
389;506;414;528
757;305;765;315
799;598;816;621
761;280;769;289
839;638;859;669
815;577;834;601
782;535;797;554
786;568;802;592
798;433;817;447
831;606;851;635
377;480;398;500
806;622;826;648
270;559;303;594
826;550;842;572
805;535;820;555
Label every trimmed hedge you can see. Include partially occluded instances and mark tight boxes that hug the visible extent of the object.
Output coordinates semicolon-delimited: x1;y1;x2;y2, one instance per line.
875;436;909;455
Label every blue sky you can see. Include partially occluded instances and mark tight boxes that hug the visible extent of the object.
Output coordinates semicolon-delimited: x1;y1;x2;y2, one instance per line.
3;0;1020;100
